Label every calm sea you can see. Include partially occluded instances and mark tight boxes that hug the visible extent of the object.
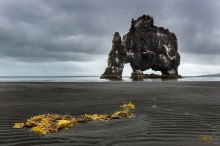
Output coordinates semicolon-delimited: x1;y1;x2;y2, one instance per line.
0;76;220;82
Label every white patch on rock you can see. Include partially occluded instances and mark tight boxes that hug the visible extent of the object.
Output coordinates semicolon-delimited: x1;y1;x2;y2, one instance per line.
157;32;164;37
143;50;153;55
163;44;176;60
159;54;168;64
127;50;134;58
168;69;176;75
134;20;142;27
158;40;161;48
115;57;119;63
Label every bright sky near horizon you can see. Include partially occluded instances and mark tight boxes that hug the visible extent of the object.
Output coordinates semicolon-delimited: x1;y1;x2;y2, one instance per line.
0;0;220;76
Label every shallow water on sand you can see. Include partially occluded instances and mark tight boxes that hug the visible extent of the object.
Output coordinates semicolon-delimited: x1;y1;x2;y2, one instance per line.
0;76;220;82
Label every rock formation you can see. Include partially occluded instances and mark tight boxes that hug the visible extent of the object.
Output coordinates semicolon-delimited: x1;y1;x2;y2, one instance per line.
100;15;181;80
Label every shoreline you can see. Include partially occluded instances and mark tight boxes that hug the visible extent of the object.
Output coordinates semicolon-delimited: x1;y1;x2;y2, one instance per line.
0;76;220;83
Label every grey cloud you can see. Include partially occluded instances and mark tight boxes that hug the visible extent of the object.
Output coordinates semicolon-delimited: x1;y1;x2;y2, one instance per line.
181;53;220;66
0;0;111;62
0;0;219;68
155;0;220;55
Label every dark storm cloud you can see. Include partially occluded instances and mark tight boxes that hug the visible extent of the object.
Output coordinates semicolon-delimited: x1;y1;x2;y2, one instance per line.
0;0;219;63
0;0;112;62
157;0;220;55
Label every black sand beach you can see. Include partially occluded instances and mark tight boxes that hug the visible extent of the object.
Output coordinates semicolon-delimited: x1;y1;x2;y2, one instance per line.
0;82;220;146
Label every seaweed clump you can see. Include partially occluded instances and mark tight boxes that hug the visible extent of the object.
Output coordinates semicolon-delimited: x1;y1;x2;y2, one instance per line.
13;102;135;134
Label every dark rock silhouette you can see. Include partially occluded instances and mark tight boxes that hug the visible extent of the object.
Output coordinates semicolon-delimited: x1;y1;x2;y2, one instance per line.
101;15;181;80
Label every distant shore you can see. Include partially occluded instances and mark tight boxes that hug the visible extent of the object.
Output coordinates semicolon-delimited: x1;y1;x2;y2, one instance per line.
0;82;219;146
0;76;220;82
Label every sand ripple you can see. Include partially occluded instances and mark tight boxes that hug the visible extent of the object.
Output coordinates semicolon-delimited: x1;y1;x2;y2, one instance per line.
0;82;220;146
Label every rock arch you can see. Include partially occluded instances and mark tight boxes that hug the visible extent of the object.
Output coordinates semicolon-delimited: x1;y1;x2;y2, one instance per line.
100;15;181;80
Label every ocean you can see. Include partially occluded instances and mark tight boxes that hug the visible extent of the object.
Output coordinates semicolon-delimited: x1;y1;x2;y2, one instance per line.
0;76;220;82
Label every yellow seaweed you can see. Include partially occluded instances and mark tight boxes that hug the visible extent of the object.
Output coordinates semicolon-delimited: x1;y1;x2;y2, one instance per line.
13;123;25;128
120;102;135;109
57;120;72;129
31;126;47;134
111;109;133;119
84;114;110;121
13;102;135;134
84;114;92;120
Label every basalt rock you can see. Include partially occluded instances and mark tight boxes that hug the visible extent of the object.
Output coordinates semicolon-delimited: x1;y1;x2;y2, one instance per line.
100;15;181;80
144;74;182;79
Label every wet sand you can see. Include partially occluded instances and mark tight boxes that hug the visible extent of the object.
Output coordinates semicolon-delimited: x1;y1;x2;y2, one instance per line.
0;82;220;146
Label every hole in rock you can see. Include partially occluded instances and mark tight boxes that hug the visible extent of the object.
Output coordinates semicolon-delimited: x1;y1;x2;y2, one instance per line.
122;63;132;78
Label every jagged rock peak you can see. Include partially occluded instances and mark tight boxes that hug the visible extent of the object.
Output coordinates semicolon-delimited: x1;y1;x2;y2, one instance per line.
130;15;154;31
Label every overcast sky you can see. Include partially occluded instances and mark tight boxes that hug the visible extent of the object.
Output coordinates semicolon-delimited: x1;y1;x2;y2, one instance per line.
0;0;220;76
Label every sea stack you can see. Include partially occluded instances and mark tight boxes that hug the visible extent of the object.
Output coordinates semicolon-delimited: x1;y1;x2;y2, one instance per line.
100;15;181;80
